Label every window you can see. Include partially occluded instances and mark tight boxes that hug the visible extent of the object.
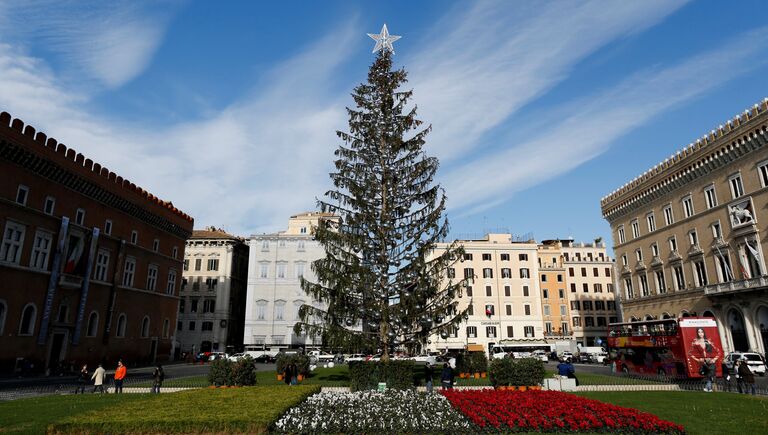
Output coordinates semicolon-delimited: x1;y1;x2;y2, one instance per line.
557;274;563;282
207;259;219;271
261;240;269;251
296;262;305;279
300;226;307;234
256;301;267;320
500;253;510;261
172;246;178;259
583;283;589;293
571;300;581;310
149;239;158;252
682;195;694;218
484;304;495;316
189;321;196;331
191;299;199;313
624;278;634;299
104;220;112;236
146;265;158;291
179;299;185;313
505;304;512;315
279;240;286;248
506;326;514;338
275;301;285;320
655;270;666;294
715;252;733;282
689;230;698;247
501;268;511;278
177;321;183;331
467;303;473;315
572;316;581;327
543;289;549;298
194;258;202;271
297;240;305;251
482;253;491;261
647;213;656;232
86;312;98;337
570;283;576;293
116;314;126;337
205;277;218;290
673;265;685;290
621;255;627;266
122;258;136;287
130;230;138;244
75;208;85;225
560;305;567;315
541;274;547;282
585;317;595;327
260;263;269;278
593;267;599;277
202;321;213;331
141;316;150;338
1;221;25;264
277;263;286;279
29;230;52;270
520;268;530;278
524;304;531;315
581;267;587;277
663;205;674;226
44;196;55;215
463;267;475;281
57;304;68;322
18;304;36;335
524;326;534;337
568;267;574;277
694;259;708;286
543;305;551;316
523;285;529;297
545;322;553;334
651;243;659;258
519;254;528;261
558;289;564;298
467;326;477;338
597;317;607;327
635;249;643;262
485;285;492;297
618;226;626;244
463;253;473;260
163;319;170;338
729;174;744;199
504;285;511;297
669;237;678;253
712;221;722;239
594;283;603;293
166;270;177;294
183;259;189;271
607;301;616;311
704;185;717;209
466;286;473;297
631;219;640;238
486;326;497;338
447;268;455;278
203;299;216;313
482;268;493;279
561;322;569;334
639;274;649;296
16;185;29;205
181;277;188;291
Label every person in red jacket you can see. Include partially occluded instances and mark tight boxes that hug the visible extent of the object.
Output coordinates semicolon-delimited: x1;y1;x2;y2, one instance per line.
114;360;127;393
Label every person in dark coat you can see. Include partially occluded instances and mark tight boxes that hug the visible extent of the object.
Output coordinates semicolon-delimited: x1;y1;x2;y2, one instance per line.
424;363;435;393
75;364;88;394
720;361;732;392
440;363;454;390
737;358;756;395
152;364;164;394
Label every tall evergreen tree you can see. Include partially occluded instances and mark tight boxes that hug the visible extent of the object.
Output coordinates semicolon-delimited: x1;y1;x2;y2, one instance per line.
295;49;468;360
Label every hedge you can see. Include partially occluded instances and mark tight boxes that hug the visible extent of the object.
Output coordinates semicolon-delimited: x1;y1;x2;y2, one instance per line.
208;356;257;386
489;357;546;387
275;352;310;376
348;360;415;391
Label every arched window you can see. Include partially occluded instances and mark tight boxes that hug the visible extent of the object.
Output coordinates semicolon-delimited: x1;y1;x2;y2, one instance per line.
0;300;6;335
116;314;127;337
86;312;99;337
18;304;36;336
141;316;150;338
162;318;170;339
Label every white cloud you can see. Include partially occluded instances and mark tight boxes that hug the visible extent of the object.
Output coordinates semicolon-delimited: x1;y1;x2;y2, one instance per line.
443;26;768;214
405;0;689;161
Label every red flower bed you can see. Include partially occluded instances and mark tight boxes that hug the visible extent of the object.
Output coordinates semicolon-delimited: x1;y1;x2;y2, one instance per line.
442;389;685;434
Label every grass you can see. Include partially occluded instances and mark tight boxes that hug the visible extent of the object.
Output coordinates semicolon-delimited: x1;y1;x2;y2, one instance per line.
129;375;209;388
578;391;768;435
48;385;320;434
0;394;145;434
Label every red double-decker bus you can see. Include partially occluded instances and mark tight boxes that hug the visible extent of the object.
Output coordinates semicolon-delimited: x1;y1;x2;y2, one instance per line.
607;317;724;378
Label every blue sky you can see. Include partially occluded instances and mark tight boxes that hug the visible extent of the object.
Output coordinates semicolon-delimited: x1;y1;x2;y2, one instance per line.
1;1;767;245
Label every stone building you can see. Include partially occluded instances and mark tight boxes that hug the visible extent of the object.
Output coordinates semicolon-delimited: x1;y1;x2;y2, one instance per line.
178;227;248;356
0;111;193;374
242;212;338;349
601;98;768;354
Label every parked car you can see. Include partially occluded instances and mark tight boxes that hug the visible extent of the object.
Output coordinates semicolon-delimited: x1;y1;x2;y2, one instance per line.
560;351;574;361
531;350;549;363
208;352;228;361
410;354;437;366
345;354;366;363
227;353;246;362
725;352;766;376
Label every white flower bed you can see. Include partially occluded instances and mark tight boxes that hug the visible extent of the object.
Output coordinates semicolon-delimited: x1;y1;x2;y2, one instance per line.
274;389;472;434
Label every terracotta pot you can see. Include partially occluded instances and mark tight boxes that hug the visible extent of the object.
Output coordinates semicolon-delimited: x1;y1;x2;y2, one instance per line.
480;372;487;378
508;386;517;391
459;373;467;379
518;386;528;392
297;374;304;382
277;374;284;381
530;385;542;391
474;373;480;379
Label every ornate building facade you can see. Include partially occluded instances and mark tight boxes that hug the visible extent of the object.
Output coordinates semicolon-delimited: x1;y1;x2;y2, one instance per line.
178;228;248;356
0;112;193;373
601;98;768;354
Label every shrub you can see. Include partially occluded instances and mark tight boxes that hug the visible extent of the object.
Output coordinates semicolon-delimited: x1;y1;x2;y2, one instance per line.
488;357;512;387
464;352;488;373
209;356;258;386
455;353;469;374
489;357;545;387
208;358;233;387
348;360;415;391
275;353;310;376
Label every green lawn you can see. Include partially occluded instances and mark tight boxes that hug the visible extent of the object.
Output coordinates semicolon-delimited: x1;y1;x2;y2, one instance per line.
578;391;768;435
48;385;319;434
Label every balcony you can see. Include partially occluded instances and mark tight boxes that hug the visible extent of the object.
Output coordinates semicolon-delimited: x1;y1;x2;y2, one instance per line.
704;276;768;296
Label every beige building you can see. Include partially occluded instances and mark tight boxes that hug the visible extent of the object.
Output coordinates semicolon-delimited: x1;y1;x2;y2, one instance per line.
601;98;768;354
178;228;249;355
537;241;571;339
430;234;544;354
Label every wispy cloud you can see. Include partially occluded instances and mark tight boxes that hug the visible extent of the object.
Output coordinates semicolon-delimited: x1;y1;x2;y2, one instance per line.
405;0;690;162
443;26;768;214
0;0;175;88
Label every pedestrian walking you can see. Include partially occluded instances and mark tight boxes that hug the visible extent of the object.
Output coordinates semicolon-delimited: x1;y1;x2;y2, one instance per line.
91;364;106;394
151;364;164;394
75;364;88;394
737;358;757;395
283;362;294;386
114;360;126;394
719;361;732;392
424;363;434;393
289;362;298;385
440;363;454;390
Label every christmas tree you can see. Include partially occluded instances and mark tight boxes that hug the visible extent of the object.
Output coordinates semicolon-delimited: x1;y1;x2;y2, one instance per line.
294;26;468;360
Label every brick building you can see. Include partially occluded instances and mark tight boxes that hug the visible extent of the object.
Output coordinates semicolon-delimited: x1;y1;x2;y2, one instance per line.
0;112;193;374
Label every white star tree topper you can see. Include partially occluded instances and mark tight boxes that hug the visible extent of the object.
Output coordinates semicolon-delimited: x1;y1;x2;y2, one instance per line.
367;24;401;54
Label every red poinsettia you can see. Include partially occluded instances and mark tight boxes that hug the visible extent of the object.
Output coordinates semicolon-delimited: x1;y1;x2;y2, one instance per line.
441;389;685;434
